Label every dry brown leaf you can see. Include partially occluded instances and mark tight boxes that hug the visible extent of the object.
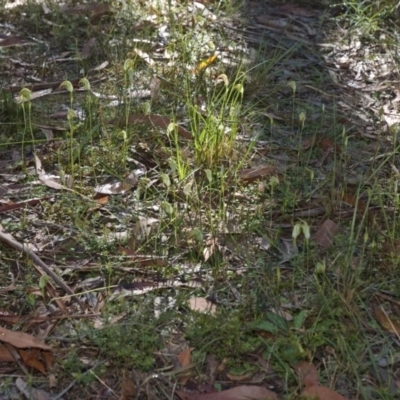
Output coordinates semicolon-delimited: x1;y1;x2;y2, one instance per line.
341;192;376;226
302;137;341;154
177;347;193;385
225;372;252;381
302;138;314;149
91;4;113;22
256;354;274;373
121;369;137;400
313;219;339;248
0;34;27;47
0;198;48;214
255;16;293;31
0;346;14;361
93;194;109;204
0;326;52;351
39;127;54;140
43;350;53;371
35;123;66;132
35;154;72;191
293;362;319;388
19;349;47;374
188;297;216;315
39;177;66;190
382;238;400;257
203;237;217;262
341;193;366;213
95;180;133;195
0;347;47;373
237;166;277;183
204;354;220;386
15;377;52;400
270;307;293;321
81;38;97;58
48;374;57;388
177;385;277;400
177;347;192;367
301;385;348;400
49;110;69;120
318;138;341;153
294;362;349;399
373;305;400;335
0;326;52;350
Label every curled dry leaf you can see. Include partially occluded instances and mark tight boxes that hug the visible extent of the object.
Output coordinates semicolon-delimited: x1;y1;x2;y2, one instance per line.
373;305;400;335
15;377;52;400
237;166;277;184
301;385;348;400
177;385;277;400
313;219;339;248
177;347;193;384
294;362;349;400
302;137;341;154
0;34;27;47
95;180;134;195
93;194;109;204
39;127;54;140
0;346;16;362
270;307;293;321
293;362;319;388
225;372;252;381
134;48;155;67
318;137;341;154
0;198;48;214
39;176;66;190
177;347;192;367
341;193;367;213
203;237;217;262
340;192;377;226
19;349;48;374
121;369;138;400
0;326;52;351
95;170;143;195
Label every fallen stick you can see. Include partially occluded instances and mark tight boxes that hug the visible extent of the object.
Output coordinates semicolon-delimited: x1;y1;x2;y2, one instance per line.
0;225;84;311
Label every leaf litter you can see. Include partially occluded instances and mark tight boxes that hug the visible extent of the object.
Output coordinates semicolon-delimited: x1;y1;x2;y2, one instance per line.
1;0;400;398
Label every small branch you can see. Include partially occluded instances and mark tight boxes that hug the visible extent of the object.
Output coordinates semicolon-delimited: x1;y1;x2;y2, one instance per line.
0;227;84;311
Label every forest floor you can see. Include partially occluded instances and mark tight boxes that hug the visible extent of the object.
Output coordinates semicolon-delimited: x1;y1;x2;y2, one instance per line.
1;0;400;399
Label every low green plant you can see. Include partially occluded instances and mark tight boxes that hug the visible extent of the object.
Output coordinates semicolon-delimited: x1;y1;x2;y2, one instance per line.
88;319;160;370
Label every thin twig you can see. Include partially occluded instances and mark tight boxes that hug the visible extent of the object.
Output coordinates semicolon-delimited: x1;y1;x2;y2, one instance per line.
0;227;84;311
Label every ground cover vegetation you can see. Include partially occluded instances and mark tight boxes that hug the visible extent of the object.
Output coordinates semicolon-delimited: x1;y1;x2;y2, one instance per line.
1;0;400;398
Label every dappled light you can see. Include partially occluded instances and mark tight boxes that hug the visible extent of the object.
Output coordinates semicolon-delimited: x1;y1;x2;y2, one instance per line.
1;0;400;398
